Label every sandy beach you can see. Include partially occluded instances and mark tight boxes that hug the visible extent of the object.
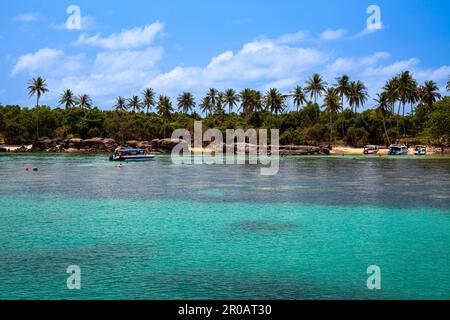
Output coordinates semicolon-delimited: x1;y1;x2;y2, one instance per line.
331;146;448;156
1;144;448;156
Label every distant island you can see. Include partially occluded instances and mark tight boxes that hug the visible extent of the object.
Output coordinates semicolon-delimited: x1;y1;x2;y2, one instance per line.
1;72;449;152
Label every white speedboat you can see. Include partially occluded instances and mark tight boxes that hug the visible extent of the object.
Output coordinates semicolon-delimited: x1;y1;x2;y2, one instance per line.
109;148;155;161
414;145;427;156
388;144;408;155
363;145;379;155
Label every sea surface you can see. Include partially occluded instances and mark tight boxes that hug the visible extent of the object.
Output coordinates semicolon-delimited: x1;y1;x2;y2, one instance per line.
0;153;449;300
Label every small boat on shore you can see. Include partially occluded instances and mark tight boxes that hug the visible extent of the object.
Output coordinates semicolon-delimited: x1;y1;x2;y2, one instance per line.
414;145;427;156
363;145;379;155
109;148;155;161
388;144;409;155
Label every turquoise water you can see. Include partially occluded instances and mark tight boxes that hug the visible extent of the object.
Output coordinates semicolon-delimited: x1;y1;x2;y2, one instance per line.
0;153;449;299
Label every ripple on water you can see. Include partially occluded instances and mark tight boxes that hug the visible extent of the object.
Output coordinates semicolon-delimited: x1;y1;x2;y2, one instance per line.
229;220;300;233
198;188;232;197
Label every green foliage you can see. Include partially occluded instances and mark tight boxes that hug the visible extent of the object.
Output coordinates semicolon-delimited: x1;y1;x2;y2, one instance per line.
0;95;448;147
424;97;450;144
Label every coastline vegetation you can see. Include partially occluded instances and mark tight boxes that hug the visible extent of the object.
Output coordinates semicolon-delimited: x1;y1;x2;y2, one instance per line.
0;72;449;147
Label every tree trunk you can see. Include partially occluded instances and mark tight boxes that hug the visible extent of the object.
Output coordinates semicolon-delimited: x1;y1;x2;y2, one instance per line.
341;95;345;137
402;102;406;136
36;96;40;139
329;113;332;146
396;102;401;129
381;112;390;146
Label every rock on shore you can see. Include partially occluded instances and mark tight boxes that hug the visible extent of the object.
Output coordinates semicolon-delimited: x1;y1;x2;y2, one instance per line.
28;138;188;153
152;138;189;151
31;138;119;153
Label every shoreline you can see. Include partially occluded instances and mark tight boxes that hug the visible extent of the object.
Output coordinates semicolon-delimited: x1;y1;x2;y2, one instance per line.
1;144;450;157
2;137;448;156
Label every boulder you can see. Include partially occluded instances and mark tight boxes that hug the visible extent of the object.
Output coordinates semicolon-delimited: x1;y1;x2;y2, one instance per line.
125;140;153;150
32;139;55;151
0;147;7;152
82;138;117;152
279;145;328;156
102;138;118;151
47;145;65;153
16;145;29;152
152;138;187;152
64;138;83;149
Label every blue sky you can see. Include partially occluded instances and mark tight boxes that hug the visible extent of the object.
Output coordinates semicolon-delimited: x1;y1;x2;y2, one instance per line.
1;0;449;111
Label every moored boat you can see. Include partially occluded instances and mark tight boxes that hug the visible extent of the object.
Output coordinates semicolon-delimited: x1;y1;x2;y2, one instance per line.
109;148;155;161
363;145;379;155
388;144;409;155
414;145;427;156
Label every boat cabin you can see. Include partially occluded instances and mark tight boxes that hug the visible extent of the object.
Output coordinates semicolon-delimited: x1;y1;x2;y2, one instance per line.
388;144;408;155
363;145;379;154
114;148;146;156
109;148;154;161
414;145;427;156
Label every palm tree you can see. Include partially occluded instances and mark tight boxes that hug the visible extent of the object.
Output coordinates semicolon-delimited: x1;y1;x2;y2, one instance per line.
223;88;239;113
253;91;263;112
305;73;327;103
59;89;75;110
396;71;418;135
128;95;142;112
323;87;342;145
142;88;155;113
265;88;286;115
206;88;218;110
348;81;368;113
27;76;49;138
200;96;213;116
335;75;351;109
28;77;49;107
156;95;173;138
216;92;225;112
335;75;351;136
156;95;174;119
383;77;400;126
114;96;127;111
239;89;262;118
76;94;92;110
374;92;392;145
292;86;307;111
177;92;195;114
420;80;441;107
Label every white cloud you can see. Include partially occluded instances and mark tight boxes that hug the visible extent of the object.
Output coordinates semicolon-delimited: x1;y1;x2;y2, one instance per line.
146;38;328;96
93;47;162;75
10;24;448;109
414;65;450;94
11;48;64;76
263;78;301;91
208;51;233;68
352;25;384;39
325;52;390;74
414;65;450;82
75;22;164;49
320;29;346;41
11;46;164;101
277;30;308;44
363;58;420;77
13;13;41;23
